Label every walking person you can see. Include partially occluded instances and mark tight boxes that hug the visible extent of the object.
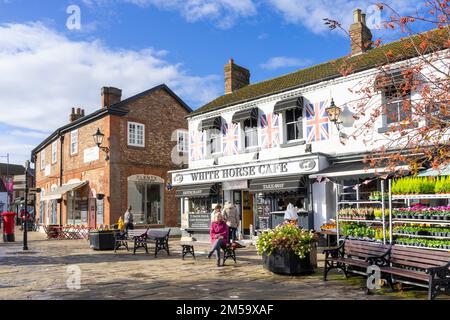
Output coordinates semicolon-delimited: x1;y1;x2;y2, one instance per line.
124;206;134;231
223;202;239;243
207;208;228;267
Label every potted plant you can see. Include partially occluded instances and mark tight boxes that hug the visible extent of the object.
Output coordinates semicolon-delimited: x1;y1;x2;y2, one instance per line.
256;223;317;275
89;228;119;250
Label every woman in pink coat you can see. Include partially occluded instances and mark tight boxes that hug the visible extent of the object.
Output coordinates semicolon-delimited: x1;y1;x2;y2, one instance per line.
208;207;229;267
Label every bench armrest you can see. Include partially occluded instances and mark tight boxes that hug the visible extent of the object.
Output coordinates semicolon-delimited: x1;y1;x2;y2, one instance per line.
323;240;345;259
426;261;450;279
366;247;391;267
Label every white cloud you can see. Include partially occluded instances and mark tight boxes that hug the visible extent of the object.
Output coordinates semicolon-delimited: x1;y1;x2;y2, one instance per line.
0;22;221;164
85;0;257;29
260;56;312;70
267;0;418;35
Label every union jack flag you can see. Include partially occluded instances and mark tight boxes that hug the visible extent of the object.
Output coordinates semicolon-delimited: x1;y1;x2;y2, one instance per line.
260;112;280;149
189;130;205;161
306;101;330;142
222;122;239;156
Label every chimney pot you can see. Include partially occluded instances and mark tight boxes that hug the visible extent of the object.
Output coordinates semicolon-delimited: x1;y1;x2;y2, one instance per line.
224;59;250;94
70;107;84;123
349;9;372;55
101;86;122;108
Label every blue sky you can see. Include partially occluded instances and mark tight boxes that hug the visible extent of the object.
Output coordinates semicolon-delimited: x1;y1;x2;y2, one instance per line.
0;0;423;165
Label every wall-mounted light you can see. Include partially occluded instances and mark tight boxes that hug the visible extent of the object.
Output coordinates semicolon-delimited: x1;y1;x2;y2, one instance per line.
93;128;110;161
326;99;343;126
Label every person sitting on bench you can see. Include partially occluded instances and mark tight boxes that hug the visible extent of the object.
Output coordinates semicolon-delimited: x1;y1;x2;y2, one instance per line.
207;208;229;267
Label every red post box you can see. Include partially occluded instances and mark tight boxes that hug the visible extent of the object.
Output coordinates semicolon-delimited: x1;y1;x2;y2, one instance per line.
2;212;16;242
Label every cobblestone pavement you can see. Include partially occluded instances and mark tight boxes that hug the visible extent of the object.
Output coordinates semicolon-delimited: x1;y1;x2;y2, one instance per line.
0;228;447;300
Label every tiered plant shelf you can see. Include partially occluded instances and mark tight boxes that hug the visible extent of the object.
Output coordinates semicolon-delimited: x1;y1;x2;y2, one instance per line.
336;180;389;244
388;175;450;251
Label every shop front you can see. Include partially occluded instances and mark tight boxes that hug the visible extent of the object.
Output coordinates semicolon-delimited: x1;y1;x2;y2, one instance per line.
171;155;326;241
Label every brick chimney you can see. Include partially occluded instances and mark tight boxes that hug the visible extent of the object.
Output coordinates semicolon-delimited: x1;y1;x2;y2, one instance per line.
69;107;85;122
224;59;250;94
349;9;373;55
101;87;122;108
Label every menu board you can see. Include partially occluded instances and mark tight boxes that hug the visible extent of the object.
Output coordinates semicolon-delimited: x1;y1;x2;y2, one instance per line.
188;213;211;229
258;216;270;230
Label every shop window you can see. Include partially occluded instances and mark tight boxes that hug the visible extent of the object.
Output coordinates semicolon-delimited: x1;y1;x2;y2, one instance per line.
128;122;145;147
285;107;303;141
244;118;258;149
70;130;78;155
50;200;57;225
51;141;57;164
67;190;82;225
384;86;411;125
177;130;188;153
128;180;162;224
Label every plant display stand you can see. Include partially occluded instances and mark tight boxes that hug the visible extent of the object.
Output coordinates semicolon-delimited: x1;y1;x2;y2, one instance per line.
388;178;450;250
336;180;389;244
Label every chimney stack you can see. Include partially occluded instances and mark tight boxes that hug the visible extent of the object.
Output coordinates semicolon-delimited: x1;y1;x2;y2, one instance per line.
69;107;85;122
101;87;122;108
349;9;373;55
224;59;250;94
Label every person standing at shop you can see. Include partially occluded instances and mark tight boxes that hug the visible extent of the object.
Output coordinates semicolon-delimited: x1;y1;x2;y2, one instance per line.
223;202;239;243
208;209;228;267
124;206;134;231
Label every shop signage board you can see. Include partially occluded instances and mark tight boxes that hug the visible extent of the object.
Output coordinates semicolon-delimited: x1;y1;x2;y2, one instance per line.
222;180;248;190
188;213;211;229
84;147;99;163
172;156;322;186
128;175;164;184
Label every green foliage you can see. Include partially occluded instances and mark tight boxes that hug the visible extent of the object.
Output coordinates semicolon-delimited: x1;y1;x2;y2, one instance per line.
391;176;450;195
340;222;381;240
256;224;316;259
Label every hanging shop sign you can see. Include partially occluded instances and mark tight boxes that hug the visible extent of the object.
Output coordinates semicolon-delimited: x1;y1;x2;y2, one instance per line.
172;156;322;186
128;175;164;184
188;213;211;230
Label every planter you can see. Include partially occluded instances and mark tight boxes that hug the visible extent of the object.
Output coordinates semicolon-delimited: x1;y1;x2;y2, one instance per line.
89;230;118;250
262;249;315;275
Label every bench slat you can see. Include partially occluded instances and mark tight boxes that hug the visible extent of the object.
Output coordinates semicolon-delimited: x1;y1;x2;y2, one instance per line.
379;267;430;281
391;246;450;258
390;252;449;266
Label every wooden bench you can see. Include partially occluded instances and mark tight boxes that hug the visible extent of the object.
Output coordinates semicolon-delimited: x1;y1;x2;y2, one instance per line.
323;239;391;281
367;245;450;300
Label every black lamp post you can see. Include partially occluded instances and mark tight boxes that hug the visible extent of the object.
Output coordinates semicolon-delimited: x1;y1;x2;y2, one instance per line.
23;160;29;251
93;128;110;161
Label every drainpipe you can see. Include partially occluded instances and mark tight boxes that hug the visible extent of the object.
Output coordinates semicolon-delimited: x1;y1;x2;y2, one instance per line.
59;133;64;226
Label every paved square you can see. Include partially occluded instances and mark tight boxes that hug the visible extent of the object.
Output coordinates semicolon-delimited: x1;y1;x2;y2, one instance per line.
0;229;447;300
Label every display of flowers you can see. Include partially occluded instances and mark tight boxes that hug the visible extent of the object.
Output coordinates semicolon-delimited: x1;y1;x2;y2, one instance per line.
256;224;317;259
391;176;450;195
340;223;384;241
393;225;450;237
338;207;376;220
395;237;450;250
393;205;450;220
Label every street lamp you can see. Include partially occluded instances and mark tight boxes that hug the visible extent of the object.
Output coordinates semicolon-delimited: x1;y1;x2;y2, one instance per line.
326;98;343;131
93;128;110;161
23;160;30;251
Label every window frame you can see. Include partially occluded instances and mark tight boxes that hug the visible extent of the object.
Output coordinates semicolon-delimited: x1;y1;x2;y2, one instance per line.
128;122;146;147
208;128;222;156
177;130;188;153
382;85;412;127
284;107;303;142
40;150;45;171
70;130;78;155
51;141;57;164
243;118;259;149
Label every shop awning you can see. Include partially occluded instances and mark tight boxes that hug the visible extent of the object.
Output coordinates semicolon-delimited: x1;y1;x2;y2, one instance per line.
199;117;222;130
231;108;258;123
273;96;303;114
309;161;409;178
249;175;307;194
418;164;450;176
41;181;88;201
175;184;219;198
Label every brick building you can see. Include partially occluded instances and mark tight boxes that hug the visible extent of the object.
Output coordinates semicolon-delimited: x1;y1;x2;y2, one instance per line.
32;84;191;230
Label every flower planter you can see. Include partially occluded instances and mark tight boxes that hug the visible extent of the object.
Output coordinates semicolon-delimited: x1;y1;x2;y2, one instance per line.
89;230;117;250
262;249;314;275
